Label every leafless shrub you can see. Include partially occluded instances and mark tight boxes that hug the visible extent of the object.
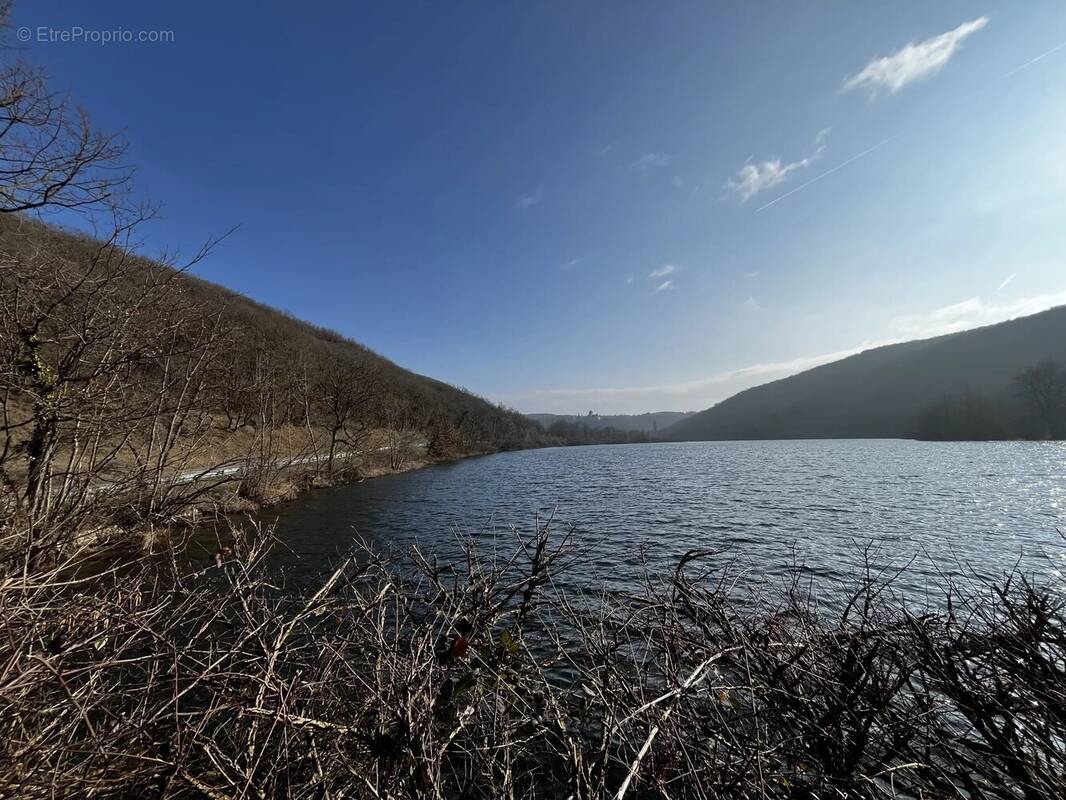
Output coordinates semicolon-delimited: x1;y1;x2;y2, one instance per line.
1;520;1063;799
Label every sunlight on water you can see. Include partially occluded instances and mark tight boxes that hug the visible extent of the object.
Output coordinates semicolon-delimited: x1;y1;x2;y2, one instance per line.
229;440;1066;597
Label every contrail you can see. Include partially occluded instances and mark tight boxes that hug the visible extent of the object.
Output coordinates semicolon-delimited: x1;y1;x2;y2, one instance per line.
755;38;1066;213
755;136;896;212
1001;39;1066;79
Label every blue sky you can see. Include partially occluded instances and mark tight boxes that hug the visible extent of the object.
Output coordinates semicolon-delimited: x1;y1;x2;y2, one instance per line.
13;2;1066;413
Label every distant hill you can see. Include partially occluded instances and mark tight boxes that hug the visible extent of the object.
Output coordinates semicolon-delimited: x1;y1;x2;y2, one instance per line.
666;307;1066;441
528;411;692;435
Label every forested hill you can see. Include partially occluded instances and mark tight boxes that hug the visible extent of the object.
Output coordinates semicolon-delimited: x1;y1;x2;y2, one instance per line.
1;214;544;471
666;306;1066;441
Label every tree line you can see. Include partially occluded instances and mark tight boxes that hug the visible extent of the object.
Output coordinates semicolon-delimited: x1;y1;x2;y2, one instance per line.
541;417;659;446
913;358;1066;441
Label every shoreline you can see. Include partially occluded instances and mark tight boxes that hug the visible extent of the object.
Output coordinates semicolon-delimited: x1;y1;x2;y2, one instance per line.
70;445;510;558
213;446;500;516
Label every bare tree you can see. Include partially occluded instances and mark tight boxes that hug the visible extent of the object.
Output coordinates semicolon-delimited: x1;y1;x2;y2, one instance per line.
383;393;420;470
1014;358;1066;439
0;216;228;562
423;400;460;459
315;352;380;474
0;10;131;215
210;336;257;432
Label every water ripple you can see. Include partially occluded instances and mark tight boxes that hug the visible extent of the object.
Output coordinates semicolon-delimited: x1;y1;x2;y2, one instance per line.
240;440;1066;595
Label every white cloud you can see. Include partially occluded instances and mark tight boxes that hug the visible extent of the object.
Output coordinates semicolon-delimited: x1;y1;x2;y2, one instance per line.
996;273;1015;291
739;296;762;312
596;143;614;157
649;263;677;279
889;290;1066;339
745;271;760;279
516;185;543;208
653;279;675;293
631;153;671;172
843;17;988;97
562;259;580;271
727;129;829;201
624;274;636;285
729;160;803;201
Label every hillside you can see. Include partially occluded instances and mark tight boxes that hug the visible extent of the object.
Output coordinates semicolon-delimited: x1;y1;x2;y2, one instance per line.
0;214;545;532
666;306;1066;441
1;215;542;452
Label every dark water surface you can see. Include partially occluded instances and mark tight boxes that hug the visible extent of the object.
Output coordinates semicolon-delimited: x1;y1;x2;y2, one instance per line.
216;440;1066;597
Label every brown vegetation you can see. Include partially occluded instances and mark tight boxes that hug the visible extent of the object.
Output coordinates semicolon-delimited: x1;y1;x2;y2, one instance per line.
1;522;1063;798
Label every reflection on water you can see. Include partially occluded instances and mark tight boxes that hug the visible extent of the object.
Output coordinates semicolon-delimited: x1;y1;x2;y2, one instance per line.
200;440;1066;598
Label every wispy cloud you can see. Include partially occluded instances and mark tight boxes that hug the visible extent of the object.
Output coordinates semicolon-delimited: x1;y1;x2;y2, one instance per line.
739;296;762;312
755;135;896;212
596;143;614;157
745;270;760;279
498;344;875;414
562;259;580;271
624;274;636;285
843;17;988;97
996;273;1015;291
648;265;681;293
728;129;829;202
631;153;671;173
516;185;543;209
498;290;1066;414
889;290;1066;339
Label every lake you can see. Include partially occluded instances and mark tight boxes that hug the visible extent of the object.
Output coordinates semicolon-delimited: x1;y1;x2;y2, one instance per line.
221;440;1066;598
